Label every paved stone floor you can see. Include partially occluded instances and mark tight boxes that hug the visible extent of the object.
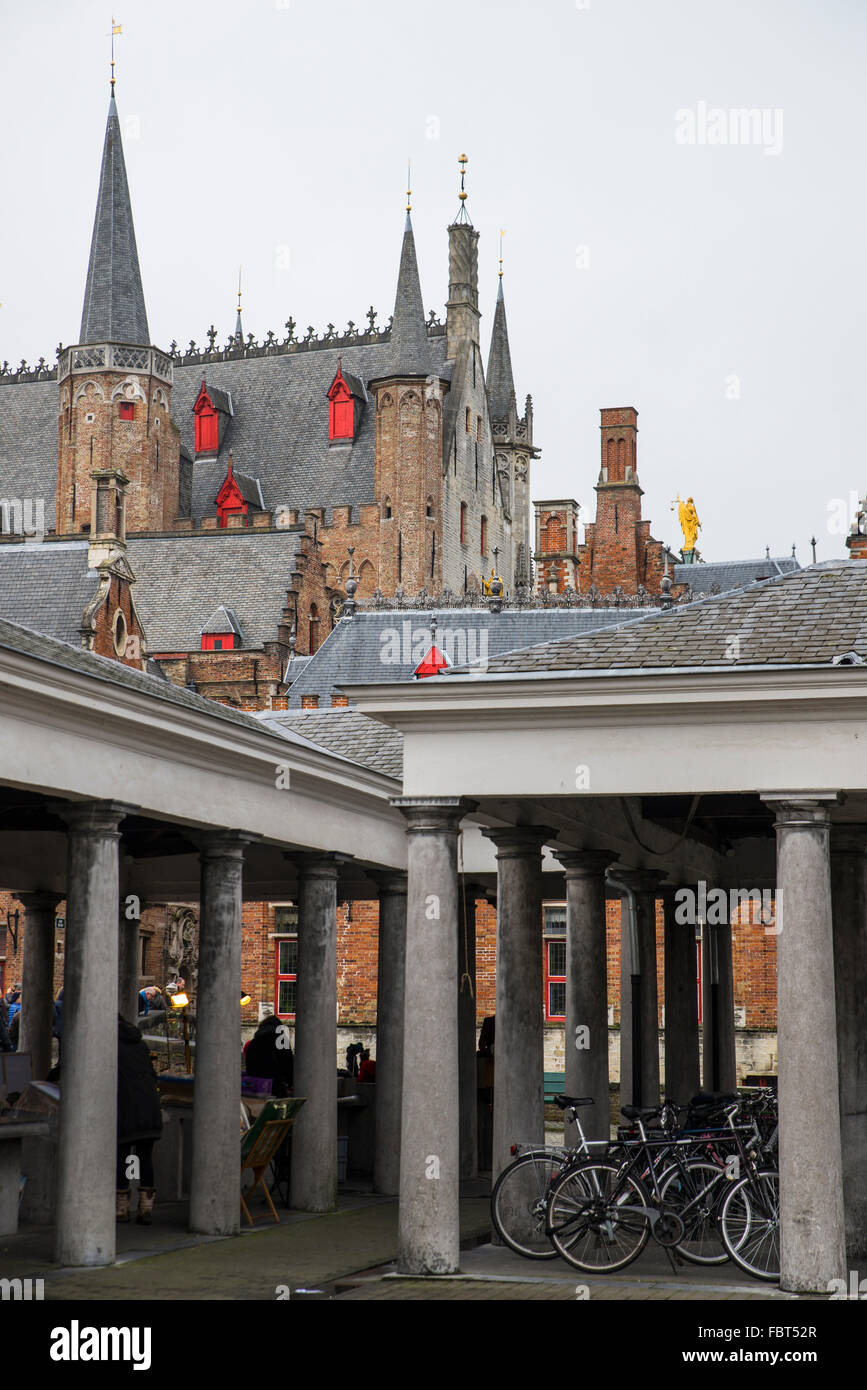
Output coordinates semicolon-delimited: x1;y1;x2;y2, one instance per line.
0;1181;820;1302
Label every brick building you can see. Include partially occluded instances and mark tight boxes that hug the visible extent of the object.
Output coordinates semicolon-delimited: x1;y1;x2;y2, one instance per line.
0;78;798;1083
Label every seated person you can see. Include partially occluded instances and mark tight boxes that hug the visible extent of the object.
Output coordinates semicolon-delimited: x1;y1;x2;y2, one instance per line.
245;1015;294;1097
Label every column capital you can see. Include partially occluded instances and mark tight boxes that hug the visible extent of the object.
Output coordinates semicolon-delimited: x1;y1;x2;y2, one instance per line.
371;869;408;897
609;866;668;895
761;793;839;831
391;797;475;835
481;825;557;858
198;830;258;861
48;799;137;835
14;890;63;913
551;847;617;879
291;852;346;881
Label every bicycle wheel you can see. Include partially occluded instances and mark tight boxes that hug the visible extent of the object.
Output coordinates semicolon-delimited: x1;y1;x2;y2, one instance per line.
720;1170;780;1281
491;1150;567;1259
658;1159;729;1265
546;1161;650;1273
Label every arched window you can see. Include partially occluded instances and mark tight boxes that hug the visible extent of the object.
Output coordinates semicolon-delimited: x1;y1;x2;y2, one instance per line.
460;502;467;544
480;515;488;557
308;603;321;653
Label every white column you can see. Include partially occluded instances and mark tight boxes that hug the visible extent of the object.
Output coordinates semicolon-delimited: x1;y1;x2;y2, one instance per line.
373;873;407;1196
190;832;248;1236
830;826;867;1259
763;794;845;1293
51;800;133;1267
15;891;61;1081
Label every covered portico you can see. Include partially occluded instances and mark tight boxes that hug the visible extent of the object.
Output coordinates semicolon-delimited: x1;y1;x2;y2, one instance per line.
349;562;867;1293
0;617;413;1264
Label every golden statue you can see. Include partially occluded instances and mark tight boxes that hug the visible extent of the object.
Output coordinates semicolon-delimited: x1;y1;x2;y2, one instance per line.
673;495;701;552
482;569;496;597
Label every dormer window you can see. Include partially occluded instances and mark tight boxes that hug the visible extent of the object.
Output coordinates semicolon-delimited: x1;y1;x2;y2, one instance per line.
327;361;365;442
215;453;264;528
201;606;242;651
194;379;233;457
118;401;135;421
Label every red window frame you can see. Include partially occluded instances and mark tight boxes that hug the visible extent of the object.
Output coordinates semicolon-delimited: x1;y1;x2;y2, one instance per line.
460;503;467;544
195;404;219;454
274;906;299;1018
544;938;566;1021
201;633;235;651
118;400;135;421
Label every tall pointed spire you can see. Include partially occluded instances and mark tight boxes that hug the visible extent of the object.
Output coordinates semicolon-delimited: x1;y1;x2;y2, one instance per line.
79;92;150;346
234;268;244;346
486;266;516;422
390;202;429;375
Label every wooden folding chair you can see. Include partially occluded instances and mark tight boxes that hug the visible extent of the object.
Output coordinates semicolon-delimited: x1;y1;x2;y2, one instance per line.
240;1098;305;1227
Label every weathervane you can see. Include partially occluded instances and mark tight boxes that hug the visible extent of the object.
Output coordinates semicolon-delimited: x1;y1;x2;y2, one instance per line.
108;16;122;92
454;153;472;224
407;160;412;214
499;229;505;279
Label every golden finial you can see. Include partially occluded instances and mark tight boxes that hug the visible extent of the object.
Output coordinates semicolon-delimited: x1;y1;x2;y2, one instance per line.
108;16;123;93
237;266;242;314
458;153;468;201
499;228;506;278
406;159;412;214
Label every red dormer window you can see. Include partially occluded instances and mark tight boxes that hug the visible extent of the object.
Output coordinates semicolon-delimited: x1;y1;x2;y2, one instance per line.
215;454;248;528
194;380;219;454
327;363;355;441
201;633;237;652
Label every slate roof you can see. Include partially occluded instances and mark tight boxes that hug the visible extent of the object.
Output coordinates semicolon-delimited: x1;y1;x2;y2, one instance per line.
287;606;653;708
79;95;150;347
232;471;264;508
674;556;800;594
0;541;97;644
386;214;431;376
125;531;303;651
201;605;241;637
258;708;403;780
0;379;62;529
486;278;516;420
477;563;867;675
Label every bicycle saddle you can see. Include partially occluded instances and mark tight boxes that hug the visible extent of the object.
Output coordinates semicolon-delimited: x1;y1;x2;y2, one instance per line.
621;1105;663;1120
553;1094;595;1109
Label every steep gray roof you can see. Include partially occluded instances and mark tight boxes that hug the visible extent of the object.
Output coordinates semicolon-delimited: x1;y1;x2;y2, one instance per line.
79;95;150;347
126;531;303;651
486;278;516;420
258;708;403;779
201;605;241;637
387;213;431;376
674;556;800;594
479;563;867;674
232;471;264;508
287;605;652;708
0;379;61;529
0;541;96;644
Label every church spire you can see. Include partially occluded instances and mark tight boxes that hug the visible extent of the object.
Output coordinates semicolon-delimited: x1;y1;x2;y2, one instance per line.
486;263;516;422
79;92;150;346
390;203;429;375
234;269;244;346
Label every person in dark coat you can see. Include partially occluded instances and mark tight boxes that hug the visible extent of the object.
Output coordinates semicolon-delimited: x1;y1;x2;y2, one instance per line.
116;1015;163;1224
245;1015;294;1096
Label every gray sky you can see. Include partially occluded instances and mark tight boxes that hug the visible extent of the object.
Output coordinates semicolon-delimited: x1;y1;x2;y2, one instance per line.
2;0;864;563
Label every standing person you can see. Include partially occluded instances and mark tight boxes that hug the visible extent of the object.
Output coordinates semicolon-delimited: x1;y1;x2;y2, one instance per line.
0;992;11;1053
116;1015;163;1224
245;1015;294;1097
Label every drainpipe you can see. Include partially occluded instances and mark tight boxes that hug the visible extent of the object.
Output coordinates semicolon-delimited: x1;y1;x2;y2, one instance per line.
607;871;642;1108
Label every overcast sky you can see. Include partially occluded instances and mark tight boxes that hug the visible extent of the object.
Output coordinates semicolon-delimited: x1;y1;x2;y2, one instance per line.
2;0;864;563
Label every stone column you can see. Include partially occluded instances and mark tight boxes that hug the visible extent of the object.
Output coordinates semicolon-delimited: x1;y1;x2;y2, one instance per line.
190;833;248;1237
552;850;615;1144
392;798;468;1274
701;910;737;1093
830;827;867;1259
15;891;61;1081
117;895;140;1026
50;800;133;1267
458;882;480;1180
483;826;552;1182
615;869;664;1110
372;872;407;1197
290;855;340;1213
661;884;700;1106
763;795;845;1292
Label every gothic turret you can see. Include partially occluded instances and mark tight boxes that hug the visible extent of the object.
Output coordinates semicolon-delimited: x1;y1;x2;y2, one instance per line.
389;211;430;375
57;88;180;537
